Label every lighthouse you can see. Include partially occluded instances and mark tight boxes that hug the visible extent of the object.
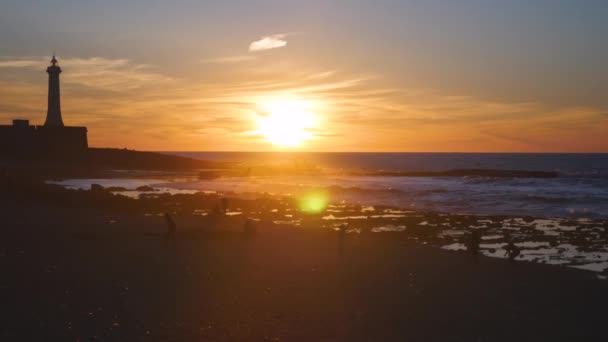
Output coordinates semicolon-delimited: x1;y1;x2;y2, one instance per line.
44;54;64;127
0;55;88;157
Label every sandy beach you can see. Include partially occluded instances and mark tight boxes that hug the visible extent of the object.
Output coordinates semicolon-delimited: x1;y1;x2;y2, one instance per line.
1;185;607;341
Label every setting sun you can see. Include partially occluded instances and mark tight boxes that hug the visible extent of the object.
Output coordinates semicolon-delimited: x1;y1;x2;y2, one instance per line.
257;99;316;147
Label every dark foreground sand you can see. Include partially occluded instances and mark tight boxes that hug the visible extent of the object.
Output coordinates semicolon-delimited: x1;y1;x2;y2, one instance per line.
1;202;607;341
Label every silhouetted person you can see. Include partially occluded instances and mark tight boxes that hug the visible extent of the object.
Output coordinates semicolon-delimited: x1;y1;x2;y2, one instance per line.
243;218;257;237
339;223;348;238
468;230;481;262
504;232;521;262
165;213;176;248
211;203;222;217
338;223;348;255
221;197;229;215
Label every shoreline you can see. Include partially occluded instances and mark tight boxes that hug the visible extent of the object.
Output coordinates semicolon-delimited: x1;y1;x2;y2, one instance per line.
4;177;608;274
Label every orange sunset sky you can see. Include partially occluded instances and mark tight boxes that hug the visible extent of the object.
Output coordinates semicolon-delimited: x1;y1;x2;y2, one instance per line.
1;1;607;152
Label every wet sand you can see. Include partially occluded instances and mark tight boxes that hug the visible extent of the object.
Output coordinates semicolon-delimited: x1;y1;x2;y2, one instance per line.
1;200;607;341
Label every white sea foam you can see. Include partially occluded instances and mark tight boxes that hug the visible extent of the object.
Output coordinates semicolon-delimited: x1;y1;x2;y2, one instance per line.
371;225;407;233
370;214;406;218
322;215;367;220
570;262;608;272
532;219;577;232
273;220;301;226
480;243;507;249
442;243;467;251
516;241;550;248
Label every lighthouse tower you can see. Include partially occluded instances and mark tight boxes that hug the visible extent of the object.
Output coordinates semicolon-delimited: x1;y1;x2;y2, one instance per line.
44;54;64;127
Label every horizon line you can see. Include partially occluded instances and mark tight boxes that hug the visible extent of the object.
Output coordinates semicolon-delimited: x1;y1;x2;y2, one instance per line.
144;150;608;154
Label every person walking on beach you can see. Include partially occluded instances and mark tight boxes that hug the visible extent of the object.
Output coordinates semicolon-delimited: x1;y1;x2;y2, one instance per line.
468;229;481;262
339;223;348;236
504;232;521;262
338;223;348;255
165;213;177;248
221;197;229;215
243;218;257;237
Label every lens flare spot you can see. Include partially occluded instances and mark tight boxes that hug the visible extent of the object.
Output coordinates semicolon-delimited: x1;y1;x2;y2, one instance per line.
298;191;329;213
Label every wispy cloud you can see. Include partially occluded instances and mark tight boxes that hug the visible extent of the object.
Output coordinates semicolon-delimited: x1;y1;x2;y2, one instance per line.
249;34;288;52
0;56;172;91
0;59;41;68
200;55;257;64
64;57;173;90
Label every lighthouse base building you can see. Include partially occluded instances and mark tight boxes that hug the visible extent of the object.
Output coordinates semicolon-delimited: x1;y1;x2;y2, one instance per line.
0;56;88;159
0;121;88;158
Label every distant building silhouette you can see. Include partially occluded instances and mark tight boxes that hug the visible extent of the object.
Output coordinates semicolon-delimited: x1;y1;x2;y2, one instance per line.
0;55;88;158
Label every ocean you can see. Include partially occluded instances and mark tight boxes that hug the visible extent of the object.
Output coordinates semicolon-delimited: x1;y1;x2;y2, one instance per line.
54;152;608;219
169;152;608;176
164;152;608;218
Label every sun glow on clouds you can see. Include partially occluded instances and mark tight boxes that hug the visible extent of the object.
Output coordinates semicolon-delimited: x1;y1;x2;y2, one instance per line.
1;54;607;152
256;99;317;147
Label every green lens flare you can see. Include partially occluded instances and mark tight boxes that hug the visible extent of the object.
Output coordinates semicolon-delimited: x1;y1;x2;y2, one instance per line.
298;191;328;213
